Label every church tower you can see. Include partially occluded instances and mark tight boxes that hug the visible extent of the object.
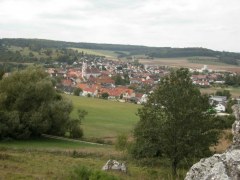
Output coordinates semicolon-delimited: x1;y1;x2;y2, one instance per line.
82;61;87;78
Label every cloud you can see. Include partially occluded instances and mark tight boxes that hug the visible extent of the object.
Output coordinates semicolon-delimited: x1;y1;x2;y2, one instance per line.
0;0;240;52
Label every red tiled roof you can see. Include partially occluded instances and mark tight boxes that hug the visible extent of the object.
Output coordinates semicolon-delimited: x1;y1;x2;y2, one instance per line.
62;79;72;86
86;67;100;74
96;76;114;84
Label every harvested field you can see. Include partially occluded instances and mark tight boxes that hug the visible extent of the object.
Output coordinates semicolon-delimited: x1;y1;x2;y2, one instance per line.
139;58;240;73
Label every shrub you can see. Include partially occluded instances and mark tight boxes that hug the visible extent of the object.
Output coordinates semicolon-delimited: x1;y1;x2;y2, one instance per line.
115;134;128;151
69;124;83;138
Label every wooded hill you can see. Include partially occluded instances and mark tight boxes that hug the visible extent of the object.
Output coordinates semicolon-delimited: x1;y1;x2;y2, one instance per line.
1;38;240;65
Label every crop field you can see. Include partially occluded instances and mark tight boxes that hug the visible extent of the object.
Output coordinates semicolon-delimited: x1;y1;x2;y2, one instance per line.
139;57;240;73
65;95;140;141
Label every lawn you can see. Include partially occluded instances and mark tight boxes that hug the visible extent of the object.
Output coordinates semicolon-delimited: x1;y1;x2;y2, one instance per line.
65;95;140;140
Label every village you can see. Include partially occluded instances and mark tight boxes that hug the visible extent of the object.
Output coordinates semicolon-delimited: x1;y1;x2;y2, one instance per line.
45;55;236;113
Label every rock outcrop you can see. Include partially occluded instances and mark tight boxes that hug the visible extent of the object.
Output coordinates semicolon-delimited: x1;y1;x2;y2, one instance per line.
185;104;240;180
102;159;127;173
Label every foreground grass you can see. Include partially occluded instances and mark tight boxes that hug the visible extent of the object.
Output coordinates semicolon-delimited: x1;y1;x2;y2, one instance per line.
0;149;187;180
0;138;187;180
66;95;139;140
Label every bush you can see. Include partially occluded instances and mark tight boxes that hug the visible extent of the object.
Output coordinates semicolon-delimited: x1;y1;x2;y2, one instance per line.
73;88;82;96
213;115;235;129
115;134;128;151
69;124;83;138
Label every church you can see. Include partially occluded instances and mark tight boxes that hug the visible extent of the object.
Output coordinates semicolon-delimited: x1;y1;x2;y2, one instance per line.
82;62;101;79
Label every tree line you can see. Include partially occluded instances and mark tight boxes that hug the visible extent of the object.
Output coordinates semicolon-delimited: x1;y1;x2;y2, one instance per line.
0;42;104;65
1;38;240;65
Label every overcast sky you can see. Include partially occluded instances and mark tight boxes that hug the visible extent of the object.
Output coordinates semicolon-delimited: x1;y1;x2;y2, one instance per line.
0;0;239;52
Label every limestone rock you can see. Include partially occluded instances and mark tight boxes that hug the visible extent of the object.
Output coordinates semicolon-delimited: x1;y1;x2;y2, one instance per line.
102;159;127;173
185;105;240;180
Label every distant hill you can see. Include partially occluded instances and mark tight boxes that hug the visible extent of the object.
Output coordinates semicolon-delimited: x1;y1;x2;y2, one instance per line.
1;38;240;65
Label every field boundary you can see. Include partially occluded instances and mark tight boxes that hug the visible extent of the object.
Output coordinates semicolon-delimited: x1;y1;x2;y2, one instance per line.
42;134;104;146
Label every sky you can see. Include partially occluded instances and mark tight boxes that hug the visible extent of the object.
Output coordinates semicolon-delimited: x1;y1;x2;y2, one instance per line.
0;0;240;52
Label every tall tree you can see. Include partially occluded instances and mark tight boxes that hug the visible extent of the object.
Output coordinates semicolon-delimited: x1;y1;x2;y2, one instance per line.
132;68;220;176
0;66;85;139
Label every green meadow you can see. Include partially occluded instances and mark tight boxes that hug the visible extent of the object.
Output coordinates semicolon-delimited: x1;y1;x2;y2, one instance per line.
0;95;188;179
70;47;130;59
66;95;140;140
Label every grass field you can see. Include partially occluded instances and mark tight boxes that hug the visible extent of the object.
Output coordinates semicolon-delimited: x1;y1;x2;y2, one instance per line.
65;95;139;141
70;47;126;59
0;94;229;179
0;137;105;150
0;136;187;179
200;86;240;98
0;147;187;179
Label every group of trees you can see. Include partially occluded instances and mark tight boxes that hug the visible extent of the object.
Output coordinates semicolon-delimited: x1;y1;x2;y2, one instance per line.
0;67;85;140
0;40;105;65
131;68;226;176
225;73;240;86
1;38;240;64
112;74;130;85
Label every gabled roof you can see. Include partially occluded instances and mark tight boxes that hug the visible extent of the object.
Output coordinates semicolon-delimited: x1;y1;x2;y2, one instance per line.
86;67;100;74
96;76;115;84
210;96;227;102
62;79;72;86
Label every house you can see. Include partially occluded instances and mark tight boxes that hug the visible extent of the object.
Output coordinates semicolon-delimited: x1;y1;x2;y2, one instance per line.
210;96;227;112
139;94;148;104
85;67;101;79
130;78;142;84
209;96;227;105
214;104;226;112
82;87;98;97
96;75;115;85
193;80;210;87
62;79;72;86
